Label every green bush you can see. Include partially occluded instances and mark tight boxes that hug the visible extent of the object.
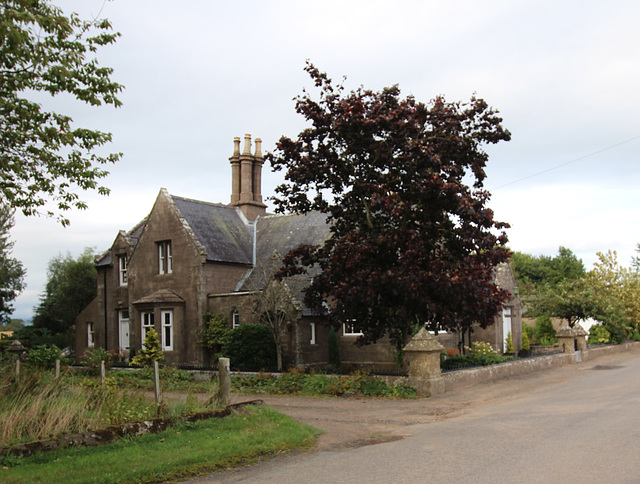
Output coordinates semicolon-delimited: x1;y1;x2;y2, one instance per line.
535;315;557;345
26;345;66;369
225;324;277;371
441;353;514;371
80;347;116;374
588;324;611;345
464;341;497;355
198;313;231;357
522;323;534;342
327;326;341;371
231;369;417;398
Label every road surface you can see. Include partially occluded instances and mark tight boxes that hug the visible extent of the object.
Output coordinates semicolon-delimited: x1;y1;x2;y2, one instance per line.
186;349;640;483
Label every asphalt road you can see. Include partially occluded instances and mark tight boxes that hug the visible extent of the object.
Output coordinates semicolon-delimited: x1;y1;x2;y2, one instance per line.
194;350;640;483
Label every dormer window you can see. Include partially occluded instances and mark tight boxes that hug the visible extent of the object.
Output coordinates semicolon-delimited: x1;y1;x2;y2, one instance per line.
158;241;172;274
118;255;128;285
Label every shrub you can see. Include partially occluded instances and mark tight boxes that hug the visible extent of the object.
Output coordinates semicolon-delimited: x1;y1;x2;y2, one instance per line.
464;341;497;355
535;315;557;345
505;332;515;354
26;345;65;369
224;324;276;371
131;329;164;367
198;313;231;357
80;347;116;374
521;329;531;351
522;323;534;342
441;353;514;371
588;324;611;345
327;326;341;371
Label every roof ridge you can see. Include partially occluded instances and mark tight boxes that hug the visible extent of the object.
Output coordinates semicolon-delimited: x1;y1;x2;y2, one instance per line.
170;194;233;209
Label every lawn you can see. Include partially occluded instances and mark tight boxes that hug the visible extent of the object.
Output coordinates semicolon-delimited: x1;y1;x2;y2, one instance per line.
1;405;320;483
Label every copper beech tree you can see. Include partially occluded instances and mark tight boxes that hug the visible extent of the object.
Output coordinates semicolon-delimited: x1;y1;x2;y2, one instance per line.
268;63;512;346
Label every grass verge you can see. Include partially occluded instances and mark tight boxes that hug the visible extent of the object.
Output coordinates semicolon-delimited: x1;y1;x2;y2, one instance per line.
1;406;320;484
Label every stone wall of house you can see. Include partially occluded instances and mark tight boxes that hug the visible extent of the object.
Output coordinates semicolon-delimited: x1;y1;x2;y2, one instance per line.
338;331;399;370
127;192;207;365
74;297;98;356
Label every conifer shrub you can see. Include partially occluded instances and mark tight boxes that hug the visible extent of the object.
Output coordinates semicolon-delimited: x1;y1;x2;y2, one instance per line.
327;326;341;371
131;328;164;367
505;332;515;354
521;329;531;355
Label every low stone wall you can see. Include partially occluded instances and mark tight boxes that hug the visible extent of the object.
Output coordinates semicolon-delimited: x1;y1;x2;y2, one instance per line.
442;341;640;393
583;341;640;360
442;353;573;392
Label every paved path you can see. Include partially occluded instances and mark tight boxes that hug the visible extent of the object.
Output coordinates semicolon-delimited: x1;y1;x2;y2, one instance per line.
186;349;640;483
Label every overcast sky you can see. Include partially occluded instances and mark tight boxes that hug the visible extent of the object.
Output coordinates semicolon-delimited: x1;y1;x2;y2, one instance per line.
9;0;640;320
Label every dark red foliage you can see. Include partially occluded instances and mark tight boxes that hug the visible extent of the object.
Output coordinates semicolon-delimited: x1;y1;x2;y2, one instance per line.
268;62;512;345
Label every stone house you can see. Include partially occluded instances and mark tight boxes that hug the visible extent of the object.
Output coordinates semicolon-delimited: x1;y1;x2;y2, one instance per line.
75;134;522;369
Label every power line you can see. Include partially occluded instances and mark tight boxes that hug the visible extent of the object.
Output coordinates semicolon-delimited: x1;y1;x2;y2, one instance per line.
492;134;640;190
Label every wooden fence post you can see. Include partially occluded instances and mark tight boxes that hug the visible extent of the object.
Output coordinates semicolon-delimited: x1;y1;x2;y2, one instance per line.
154;360;161;404
218;357;231;407
100;360;106;385
55;359;61;379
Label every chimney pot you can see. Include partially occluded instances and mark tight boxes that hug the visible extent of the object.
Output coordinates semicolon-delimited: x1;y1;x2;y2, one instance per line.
233;137;240;156
242;134;252;155
254;138;262;158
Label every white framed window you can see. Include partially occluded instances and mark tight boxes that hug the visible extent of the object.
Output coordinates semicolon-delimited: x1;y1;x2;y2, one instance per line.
232;309;240;329
158;241;172;274
141;311;154;339
87;322;95;347
342;319;363;336
118;255;128;285
161;309;173;351
310;322;316;345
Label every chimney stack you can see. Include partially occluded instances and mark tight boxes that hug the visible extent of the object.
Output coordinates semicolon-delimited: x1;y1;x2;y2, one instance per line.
229;134;266;221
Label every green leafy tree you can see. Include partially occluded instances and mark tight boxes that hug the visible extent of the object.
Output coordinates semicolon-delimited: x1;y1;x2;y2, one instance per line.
32;248;97;341
0;206;25;322
270;63;512;346
0;1;123;225
253;251;303;371
131;328;164;367
535;278;595;328
511;246;585;297
584;250;638;343
0;318;24;331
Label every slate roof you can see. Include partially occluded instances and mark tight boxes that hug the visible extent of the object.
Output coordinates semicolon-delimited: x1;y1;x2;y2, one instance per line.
171;195;253;264
133;289;185;305
96;217;148;267
237;211;331;315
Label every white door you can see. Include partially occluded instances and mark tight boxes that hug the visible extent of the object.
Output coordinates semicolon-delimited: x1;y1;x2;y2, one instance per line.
502;307;512;352
119;309;130;354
